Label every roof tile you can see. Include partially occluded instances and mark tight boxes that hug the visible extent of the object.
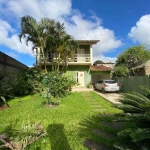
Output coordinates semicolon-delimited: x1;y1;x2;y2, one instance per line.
90;65;112;71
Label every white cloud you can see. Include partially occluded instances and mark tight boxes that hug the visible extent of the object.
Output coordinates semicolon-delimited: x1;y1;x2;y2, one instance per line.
128;14;150;44
0;19;33;55
28;65;34;68
65;13;122;56
0;0;122;60
93;55;117;63
6;0;71;21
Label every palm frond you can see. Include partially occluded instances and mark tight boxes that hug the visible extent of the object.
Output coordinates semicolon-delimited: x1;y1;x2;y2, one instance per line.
130;128;150;142
115;114;150;122
120;92;150;104
116;104;143;113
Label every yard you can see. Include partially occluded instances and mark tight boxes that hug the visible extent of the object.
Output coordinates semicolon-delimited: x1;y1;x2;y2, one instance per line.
0;91;123;150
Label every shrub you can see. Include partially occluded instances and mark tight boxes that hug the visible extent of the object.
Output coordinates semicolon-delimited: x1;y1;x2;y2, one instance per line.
13;67;45;96
0;68;45;104
0;70;13;106
113;65;129;77
41;71;76;104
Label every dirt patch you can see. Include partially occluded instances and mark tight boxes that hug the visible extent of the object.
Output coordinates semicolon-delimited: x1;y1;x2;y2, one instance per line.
45;104;59;108
0;105;9;111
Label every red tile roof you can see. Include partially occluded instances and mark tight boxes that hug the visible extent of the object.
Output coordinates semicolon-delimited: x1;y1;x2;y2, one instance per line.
90;65;112;71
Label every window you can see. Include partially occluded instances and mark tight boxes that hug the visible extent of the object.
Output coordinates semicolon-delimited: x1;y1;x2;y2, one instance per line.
105;80;116;84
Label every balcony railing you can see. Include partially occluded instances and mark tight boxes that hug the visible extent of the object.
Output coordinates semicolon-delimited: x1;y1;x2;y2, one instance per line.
37;54;91;64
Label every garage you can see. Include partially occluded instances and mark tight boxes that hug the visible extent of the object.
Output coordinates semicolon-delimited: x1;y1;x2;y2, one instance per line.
90;64;113;84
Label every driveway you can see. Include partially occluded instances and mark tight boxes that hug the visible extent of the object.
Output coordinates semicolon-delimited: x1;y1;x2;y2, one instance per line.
94;90;122;104
72;87;122;104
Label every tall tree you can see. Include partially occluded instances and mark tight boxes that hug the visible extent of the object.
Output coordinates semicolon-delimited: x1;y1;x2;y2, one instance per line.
60;34;78;71
44;23;78;72
19;15;78;72
93;60;104;65
113;45;150;76
19;16;50;72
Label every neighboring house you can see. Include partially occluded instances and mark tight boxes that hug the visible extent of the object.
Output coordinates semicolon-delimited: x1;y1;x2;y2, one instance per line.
90;62;114;83
36;40;99;87
132;60;150;76
97;62;115;68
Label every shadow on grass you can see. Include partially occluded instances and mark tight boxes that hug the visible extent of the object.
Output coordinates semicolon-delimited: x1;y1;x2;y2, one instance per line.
47;124;72;150
79;113;125;150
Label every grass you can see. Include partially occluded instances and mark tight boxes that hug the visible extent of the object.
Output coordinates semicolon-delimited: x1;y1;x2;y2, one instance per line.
0;91;123;150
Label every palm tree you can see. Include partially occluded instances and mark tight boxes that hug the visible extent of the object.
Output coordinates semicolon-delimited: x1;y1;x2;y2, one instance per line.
19;15;78;73
45;22;78;72
19;15;56;73
61;35;78;72
52;34;78;72
116;92;150;114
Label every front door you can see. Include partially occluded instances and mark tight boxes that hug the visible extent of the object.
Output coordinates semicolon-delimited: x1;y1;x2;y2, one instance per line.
77;71;84;86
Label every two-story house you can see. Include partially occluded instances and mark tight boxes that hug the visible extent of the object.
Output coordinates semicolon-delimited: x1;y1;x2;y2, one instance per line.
36;40;99;87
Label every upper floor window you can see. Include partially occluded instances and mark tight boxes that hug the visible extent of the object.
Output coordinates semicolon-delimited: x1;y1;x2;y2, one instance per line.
77;49;84;55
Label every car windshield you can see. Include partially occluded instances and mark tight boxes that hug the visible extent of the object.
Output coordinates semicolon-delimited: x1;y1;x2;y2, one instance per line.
105;80;116;84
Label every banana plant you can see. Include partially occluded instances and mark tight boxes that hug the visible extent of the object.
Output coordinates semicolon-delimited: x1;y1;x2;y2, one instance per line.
0;96;9;107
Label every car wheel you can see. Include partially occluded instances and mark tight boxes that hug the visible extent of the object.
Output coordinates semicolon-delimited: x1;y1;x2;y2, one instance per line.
102;88;105;94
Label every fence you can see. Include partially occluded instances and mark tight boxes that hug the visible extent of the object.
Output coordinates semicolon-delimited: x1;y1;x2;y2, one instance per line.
113;75;150;94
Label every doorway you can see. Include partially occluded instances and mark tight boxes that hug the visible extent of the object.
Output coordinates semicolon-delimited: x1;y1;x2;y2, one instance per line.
77;71;85;86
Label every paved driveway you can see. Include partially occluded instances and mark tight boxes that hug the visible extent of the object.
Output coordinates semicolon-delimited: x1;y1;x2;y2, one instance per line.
94;90;122;104
72;87;122;104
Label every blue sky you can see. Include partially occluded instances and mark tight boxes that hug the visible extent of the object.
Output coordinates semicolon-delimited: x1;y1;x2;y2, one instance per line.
1;0;150;66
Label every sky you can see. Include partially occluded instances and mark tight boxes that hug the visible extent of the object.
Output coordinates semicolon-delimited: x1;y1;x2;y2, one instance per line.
1;0;150;66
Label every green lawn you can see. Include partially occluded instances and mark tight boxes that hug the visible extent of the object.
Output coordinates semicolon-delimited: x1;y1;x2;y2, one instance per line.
0;91;122;150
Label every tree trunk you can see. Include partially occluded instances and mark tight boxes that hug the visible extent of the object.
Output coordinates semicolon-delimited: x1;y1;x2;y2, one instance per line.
57;53;60;72
41;47;47;73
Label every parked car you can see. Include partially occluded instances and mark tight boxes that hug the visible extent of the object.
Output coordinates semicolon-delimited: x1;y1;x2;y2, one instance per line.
94;80;120;93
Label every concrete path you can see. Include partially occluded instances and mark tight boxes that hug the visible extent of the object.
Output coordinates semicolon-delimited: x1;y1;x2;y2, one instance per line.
72;87;122;104
93;90;121;104
72;87;93;92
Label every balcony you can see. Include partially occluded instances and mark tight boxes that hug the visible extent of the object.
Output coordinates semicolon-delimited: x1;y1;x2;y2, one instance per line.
37;54;91;65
